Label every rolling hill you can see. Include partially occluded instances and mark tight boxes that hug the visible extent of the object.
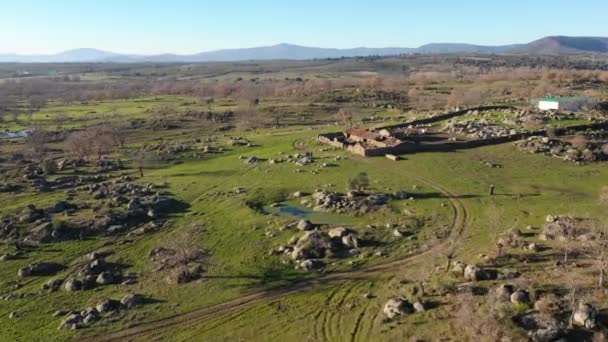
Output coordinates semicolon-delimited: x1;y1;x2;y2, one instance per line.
511;36;608;54
1;36;607;63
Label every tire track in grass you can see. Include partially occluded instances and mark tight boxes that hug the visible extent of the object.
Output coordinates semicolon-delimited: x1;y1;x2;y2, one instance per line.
364;310;381;342
350;281;375;342
330;282;362;340
323;283;358;341
174;306;258;342
313;286;340;342
350;307;367;342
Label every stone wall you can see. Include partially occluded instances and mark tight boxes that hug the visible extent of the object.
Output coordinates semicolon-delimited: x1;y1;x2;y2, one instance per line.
317;133;345;148
379;105;515;130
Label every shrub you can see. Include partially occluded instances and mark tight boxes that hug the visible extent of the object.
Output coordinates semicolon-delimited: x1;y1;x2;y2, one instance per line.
41;159;58;175
348;172;369;191
534;293;563;318
245;188;288;211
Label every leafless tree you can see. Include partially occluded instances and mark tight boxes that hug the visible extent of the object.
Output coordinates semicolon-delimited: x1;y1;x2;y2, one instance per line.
91;132;113;160
269;109;286;127
336;108;353;126
134;149;162;177
455;293;508;341
64;131;94;160
0;92;16;122
442;232;460;273
105;124;128;148
25;128;51;160
235;101;262;131
27;95;47;121
53;112;68;129
204;97;214;112
585;220;608;289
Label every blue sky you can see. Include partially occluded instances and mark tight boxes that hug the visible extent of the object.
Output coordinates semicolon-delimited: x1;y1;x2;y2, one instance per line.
1;0;607;54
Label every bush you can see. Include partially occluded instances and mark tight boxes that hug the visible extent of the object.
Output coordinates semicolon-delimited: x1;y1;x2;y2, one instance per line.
348;172;369;191
245;188;288;211
41;159;57;175
430;277;456;295
534;293;563;318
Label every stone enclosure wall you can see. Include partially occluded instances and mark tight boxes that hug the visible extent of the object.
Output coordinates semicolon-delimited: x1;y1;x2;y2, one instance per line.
318;106;608;157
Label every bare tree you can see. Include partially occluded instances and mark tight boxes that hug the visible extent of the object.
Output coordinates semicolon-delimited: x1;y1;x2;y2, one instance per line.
25;128;51;160
0;92;16;122
91;132;113;160
105;124;128;148
53;112;68;129
455;293;508;341
269;109;286;127
27;95;47;122
442;233;460;273
204;97;214;112
134;149;162;177
65;131;94;160
235;101;262;131
585;219;608;289
336;108;353;127
64;126;114;160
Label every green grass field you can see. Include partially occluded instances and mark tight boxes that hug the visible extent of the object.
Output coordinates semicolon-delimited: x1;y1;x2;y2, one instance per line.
1;113;607;340
0;55;607;341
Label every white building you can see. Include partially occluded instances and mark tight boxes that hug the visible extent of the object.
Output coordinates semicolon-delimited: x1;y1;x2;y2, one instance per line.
537;97;597;112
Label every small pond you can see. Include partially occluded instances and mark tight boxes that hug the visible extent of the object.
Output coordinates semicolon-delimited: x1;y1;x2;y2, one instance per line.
263;201;356;225
0;130;30;139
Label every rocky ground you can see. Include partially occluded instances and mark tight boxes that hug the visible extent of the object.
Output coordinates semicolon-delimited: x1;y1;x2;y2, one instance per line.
515;135;608;163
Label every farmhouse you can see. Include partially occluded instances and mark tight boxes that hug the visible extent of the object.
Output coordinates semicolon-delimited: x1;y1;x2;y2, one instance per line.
536;97;597;112
318;127;414;156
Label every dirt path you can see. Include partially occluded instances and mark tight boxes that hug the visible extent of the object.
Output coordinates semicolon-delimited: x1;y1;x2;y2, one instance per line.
85;156;469;342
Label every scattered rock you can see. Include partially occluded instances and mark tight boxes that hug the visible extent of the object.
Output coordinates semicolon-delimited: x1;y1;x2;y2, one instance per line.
96;298;115;314
64;279;83;292
495;284;514;301
59;313;83;330
120;294;142;309
328;227;348;239
341;234;359;249
297;220;313;231
383;298;413;319
573;302;597;329
18;262;63;277
0;253;13;261
53;310;68;317
42;278;64;291
528;326;565;342
451;261;466;275
413;301;425;312
510;289;530;305
96;271;115;285
463;264;484;281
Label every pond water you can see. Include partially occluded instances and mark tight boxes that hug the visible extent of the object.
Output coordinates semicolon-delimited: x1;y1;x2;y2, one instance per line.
0;130;30;139
263;201;356;225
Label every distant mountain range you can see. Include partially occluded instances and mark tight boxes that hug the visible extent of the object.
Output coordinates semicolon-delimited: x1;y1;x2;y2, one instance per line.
1;36;607;63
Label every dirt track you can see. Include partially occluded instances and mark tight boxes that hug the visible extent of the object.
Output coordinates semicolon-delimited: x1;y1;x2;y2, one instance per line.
85;158;469;342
